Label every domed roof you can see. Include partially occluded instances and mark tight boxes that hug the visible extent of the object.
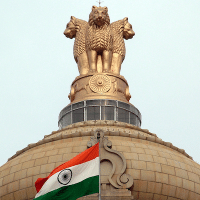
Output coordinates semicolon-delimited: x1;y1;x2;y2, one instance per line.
0;121;200;200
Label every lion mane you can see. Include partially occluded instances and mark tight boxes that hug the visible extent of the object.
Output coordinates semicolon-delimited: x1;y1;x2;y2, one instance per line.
72;17;88;62
64;16;88;62
86;6;112;52
111;17;135;61
111;18;126;59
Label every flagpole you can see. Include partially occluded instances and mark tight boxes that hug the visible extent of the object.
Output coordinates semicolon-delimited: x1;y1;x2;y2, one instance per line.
98;141;101;200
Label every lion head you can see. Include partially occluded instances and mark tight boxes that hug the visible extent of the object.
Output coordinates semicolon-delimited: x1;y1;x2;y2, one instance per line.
64;16;77;39
89;6;110;27
123;17;135;40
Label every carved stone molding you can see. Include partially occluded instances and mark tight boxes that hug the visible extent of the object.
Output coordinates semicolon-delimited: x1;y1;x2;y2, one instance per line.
8;121;192;161
87;129;134;190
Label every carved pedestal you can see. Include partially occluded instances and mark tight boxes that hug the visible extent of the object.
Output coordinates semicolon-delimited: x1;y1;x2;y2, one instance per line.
69;73;131;103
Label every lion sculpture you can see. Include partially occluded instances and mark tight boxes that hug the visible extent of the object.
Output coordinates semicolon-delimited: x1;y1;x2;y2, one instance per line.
85;6;113;73
64;6;135;76
110;17;135;75
64;16;89;75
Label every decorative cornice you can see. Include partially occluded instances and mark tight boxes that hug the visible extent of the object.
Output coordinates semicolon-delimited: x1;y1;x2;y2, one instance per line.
7;120;192;161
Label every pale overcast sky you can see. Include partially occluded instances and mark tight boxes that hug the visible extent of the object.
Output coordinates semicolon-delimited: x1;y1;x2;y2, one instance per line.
0;0;200;167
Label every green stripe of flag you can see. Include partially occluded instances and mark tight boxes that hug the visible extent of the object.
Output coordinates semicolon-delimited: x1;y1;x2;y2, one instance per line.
34;175;99;200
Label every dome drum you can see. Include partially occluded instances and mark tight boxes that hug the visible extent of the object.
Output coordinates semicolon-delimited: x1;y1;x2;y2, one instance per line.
58;99;141;129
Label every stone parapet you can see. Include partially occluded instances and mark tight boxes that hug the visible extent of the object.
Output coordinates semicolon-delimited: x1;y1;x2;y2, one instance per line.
8;121;192;162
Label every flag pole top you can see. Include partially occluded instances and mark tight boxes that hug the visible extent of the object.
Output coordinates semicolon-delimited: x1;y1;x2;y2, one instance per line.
96;0;104;6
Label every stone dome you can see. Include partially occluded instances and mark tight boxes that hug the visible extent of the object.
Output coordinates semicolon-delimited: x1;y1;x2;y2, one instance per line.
0;120;200;200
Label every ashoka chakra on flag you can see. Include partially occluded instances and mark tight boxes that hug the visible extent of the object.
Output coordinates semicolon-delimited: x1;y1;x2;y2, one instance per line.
57;169;72;185
34;143;99;200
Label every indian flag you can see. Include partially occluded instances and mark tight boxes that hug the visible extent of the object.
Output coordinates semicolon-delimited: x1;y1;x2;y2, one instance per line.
34;143;99;200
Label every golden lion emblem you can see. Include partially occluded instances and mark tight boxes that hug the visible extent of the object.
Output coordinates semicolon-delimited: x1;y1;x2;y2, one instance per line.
64;6;135;75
